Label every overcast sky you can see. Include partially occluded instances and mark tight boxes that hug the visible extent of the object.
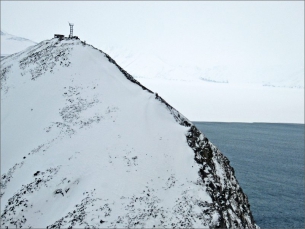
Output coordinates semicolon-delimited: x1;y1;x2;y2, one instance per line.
1;1;304;71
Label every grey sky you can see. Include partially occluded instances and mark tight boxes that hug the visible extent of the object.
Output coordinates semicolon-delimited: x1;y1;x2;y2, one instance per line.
1;1;304;71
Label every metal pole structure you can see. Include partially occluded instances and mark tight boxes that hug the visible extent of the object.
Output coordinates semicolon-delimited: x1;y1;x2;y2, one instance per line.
69;23;74;38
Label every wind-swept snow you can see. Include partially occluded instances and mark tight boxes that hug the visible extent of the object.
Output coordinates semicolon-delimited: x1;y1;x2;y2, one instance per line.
1;30;36;57
1;32;303;123
137;78;304;123
1;38;259;228
103;45;304;89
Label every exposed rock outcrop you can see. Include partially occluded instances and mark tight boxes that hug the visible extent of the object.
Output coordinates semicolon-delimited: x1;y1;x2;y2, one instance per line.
1;37;258;228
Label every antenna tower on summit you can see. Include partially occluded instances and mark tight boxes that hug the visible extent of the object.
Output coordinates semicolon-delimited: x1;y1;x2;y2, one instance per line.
69;23;74;38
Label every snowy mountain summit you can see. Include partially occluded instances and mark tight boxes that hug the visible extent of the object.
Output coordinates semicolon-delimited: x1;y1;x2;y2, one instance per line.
1;37;259;228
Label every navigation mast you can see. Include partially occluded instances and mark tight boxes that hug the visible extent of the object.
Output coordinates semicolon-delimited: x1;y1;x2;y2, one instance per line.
69;23;74;38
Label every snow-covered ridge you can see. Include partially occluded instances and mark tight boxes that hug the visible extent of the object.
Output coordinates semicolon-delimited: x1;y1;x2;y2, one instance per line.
1;31;303;88
0;30;37;57
1;37;259;228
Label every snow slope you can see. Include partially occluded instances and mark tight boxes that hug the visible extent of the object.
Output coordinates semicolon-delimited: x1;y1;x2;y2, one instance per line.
102;46;303;123
1;32;302;89
102;45;304;88
1;33;303;123
1;37;259;228
137;78;304;123
102;45;231;83
1;30;37;57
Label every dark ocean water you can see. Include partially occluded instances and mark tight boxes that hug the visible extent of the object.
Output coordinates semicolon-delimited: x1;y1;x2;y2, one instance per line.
193;122;304;229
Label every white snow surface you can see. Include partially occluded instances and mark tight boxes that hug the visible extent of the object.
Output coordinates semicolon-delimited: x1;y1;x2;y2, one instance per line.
102;45;234;83
1;33;303;123
1;38;259;228
136;78;304;124
1;30;37;57
102;45;304;89
103;45;304;124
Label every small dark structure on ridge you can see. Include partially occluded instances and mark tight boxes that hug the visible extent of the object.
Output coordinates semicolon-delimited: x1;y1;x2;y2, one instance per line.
54;34;64;40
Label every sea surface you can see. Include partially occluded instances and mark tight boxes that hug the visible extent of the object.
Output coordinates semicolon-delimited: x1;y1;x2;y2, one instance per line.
193;122;304;229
